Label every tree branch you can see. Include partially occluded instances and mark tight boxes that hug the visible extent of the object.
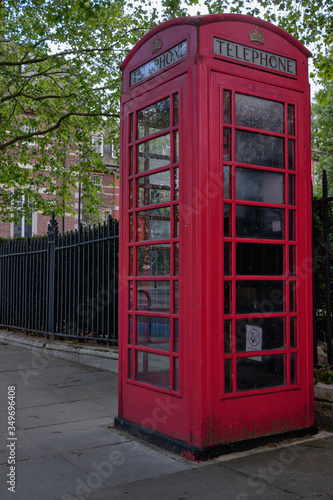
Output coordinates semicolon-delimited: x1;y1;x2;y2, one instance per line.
1;90;75;103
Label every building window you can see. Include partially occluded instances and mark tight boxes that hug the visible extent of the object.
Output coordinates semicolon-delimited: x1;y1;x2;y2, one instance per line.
13;195;33;237
92;135;104;156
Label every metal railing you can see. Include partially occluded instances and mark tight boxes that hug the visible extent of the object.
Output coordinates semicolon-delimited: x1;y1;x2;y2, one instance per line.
0;214;119;342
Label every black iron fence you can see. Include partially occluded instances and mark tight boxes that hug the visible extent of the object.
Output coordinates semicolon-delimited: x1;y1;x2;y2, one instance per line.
0;214;119;342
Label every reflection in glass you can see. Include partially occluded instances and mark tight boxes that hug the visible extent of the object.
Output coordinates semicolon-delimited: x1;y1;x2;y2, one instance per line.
290;317;297;348
224;165;231;199
129;180;134;208
174;205;179;238
236;131;284;169
288;140;295;170
236;280;284;314
174;357;179;391
223;90;231;123
138;244;170;276
235;94;284;133
224;242;231;275
137;98;170;138
129;315;133;344
236;168;284;204
236;243;284;275
174;281;179;314
174;243;179;276
129;213;134;242
289;210;295;241
289;174;295;206
224;359;232;393
224;281;231;314
137;207;170;241
129;113;134;142
236;317;285;353
236;205;284;240
289;246;295;276
129;247;133;276
174;167;179;200
129;147;134;176
291;353;297;384
288;104;295;135
128;349;133;379
136;351;170;389
136;316;170;350
174;130;179;163
237;354;286;391
174;319;179;352
138;171;170;206
224;320;232;354
129;281;133;310
138;134;170;172
137;281;170;312
173;93;179;126
290;281;296;312
224;204;231;237
223;128;231;161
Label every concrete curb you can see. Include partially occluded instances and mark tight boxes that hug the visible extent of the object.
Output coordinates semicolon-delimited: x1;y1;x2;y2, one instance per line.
0;330;118;373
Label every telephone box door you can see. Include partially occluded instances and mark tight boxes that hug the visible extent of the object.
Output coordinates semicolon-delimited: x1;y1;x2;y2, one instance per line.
209;72;313;442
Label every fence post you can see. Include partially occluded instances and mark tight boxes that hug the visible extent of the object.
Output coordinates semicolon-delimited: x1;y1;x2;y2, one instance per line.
47;212;58;338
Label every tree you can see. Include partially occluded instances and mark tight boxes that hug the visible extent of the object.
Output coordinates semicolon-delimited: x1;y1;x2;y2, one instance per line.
0;0;158;222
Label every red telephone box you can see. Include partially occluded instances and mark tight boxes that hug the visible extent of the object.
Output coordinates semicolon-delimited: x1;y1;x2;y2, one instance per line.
115;14;314;460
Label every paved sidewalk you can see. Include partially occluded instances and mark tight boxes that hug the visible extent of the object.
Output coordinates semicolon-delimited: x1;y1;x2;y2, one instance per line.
0;342;332;500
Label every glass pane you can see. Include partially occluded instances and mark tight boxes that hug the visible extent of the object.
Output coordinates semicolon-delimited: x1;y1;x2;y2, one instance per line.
174;205;179;238
290;281;296;312
236;131;284;169
174;243;179;276
224;358;232;393
129;281;133;310
129;247;134;276
136;351;170;389
129;113;134;142
224;165;231;199
236;206;285;240
174;319;179;352
174;130;179;163
236;168;284;204
224;204;231;237
288;105;295;135
174;167;179;200
236;280;284;314
224;242;231;275
138;244;170;276
223;90;231;123
129;213;134;242
137;98;170;138
224;320;232;354
288;140;295;170
237;354;286;392
173;357;179;392
290;317;297;348
236;317;285;353
129;315;133;344
137;208;170;241
138;171;171;206
136;316;170;351
235;94;284;133
129;147;134;176
129;180;134;209
289;174;295;206
291;353;297;384
223;128;231;161
138;135;170;172
224;281;231;314
137;281;170;312
236;243;284;275
173;93;179;126
128;349;133;379
289;246;295;276
174;281;179;314
289;210;295;241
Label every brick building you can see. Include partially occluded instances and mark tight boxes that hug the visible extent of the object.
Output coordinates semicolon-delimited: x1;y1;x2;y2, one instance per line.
0;139;119;238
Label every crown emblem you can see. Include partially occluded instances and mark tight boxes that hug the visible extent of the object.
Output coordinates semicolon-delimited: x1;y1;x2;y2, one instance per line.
151;36;163;54
249;26;265;45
